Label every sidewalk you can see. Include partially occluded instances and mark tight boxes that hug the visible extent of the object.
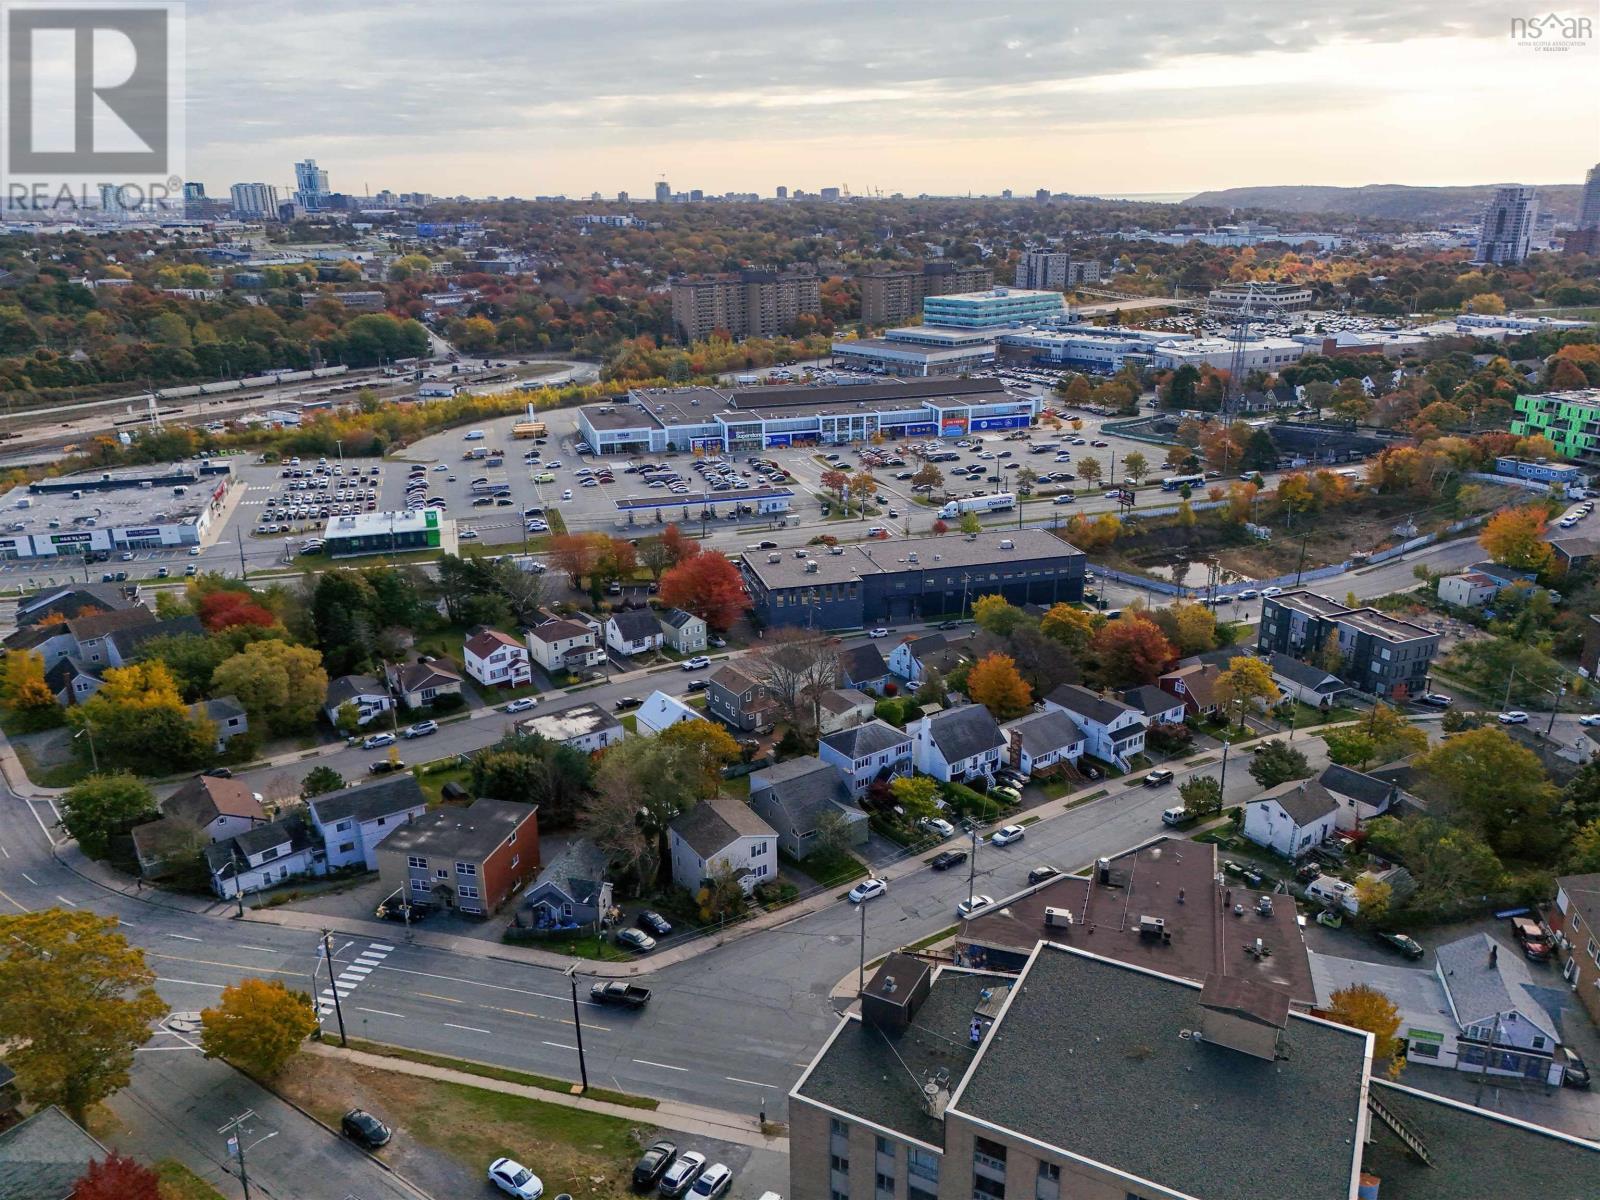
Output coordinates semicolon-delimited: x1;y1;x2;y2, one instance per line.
304;1042;788;1151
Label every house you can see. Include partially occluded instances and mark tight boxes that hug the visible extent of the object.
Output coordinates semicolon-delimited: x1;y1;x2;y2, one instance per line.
1243;778;1339;858
908;703;1006;783
636;689;705;735
1549;872;1600;1026
1318;763;1400;832
1468;560;1538;590
667;794;777;895
1158;660;1223;718
44;656;102;706
887;633;972;686
1550;536;1600;573
817;687;874;735
323;674;393;727
1267;652;1351;709
837;642;891;693
659;608;707;654
61;607;157;668
307;774;429;870
104;615;204;665
517;702;626;752
750;755;871;857
605;609;664;657
517;838;613;933
1583;613;1600;680
386;660;464;710
188;695;248;752
818;720;913;796
1042;683;1146;769
462;628;532;689
1121;684;1187;729
14;581;140;627
203;814;321;899
130;775;267;877
999;709;1084;775
376;798;539;916
706;662;774;732
526;618;607;674
0;1105;111;1200
1437;571;1501;608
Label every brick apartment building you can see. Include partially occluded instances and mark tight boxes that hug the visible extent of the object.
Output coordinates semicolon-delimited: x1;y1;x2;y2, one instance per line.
376;798;538;917
857;262;994;326
670;268;821;341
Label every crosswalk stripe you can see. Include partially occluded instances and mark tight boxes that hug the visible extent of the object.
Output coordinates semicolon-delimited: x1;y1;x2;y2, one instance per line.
368;943;396;952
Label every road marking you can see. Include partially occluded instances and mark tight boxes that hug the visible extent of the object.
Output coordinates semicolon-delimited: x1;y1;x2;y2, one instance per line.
356;954;385;965
119;918;136;927
0;843;9;858
413;991;463;1005
371;962;605;1007
542;1040;577;1051
166;933;202;942
237;945;278;953
443;1022;492;1035
157;977;224;988
724;1076;769;1088
54;895;78;907
19;872;37;885
633;1058;688;1072
368;942;396;951
0;888;29;913
356;1006;404;1018
341;964;373;975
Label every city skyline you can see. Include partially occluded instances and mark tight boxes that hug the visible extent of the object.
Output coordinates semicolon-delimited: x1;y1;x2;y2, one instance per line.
185;0;1598;199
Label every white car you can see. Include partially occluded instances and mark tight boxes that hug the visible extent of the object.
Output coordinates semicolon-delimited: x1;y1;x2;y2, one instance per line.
957;894;995;919
681;656;711;671
361;732;396;749
503;697;538;713
1497;711;1530;725
1261;586;1284;597
1579;714;1600;727
689;1163;732;1200
919;816;955;838
867;628;889;638
489;1158;543;1200
848;878;887;904
561;489;573;501
1235;588;1260;600
991;824;1025;846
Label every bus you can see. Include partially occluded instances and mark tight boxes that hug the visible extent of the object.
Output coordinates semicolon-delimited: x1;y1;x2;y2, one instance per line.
1161;473;1207;492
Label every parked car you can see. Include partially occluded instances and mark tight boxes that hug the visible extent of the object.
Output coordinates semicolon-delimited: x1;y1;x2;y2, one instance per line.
686;678;709;692
368;759;407;775
995;768;1028;790
1141;769;1175;787
681;656;711;671
591;981;653;1009
1376;931;1425;960
989;785;1022;805
1512;917;1553;961
614;696;642;711
615;927;657;953
867;627;889;638
637;910;673;936
658;1151;706;1199
956;894;995;919
920;816;955;838
503;697;538;713
341;1109;392;1149
632;1140;679;1190
930;850;968;871
361;732;396;749
1497;711;1530;725
489;1158;544;1200
1563;1049;1591;1089
1027;866;1059;885
1416;693;1453;708
202;767;234;779
848;878;887;904
1580;714;1600;727
689;1164;732;1200
402;720;438;739
991;824;1025;846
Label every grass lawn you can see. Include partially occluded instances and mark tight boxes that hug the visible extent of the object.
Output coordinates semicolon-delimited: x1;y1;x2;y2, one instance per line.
619;714;639;734
12;742;91;788
721;771;751;797
275;1051;652;1200
156;1160;228;1200
1285;702;1361;729
415;764;471;807
341;1037;655;1109
507;930;633;962
782;845;866;887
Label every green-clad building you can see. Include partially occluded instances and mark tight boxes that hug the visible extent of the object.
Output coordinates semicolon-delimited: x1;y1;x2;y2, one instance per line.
1511;388;1600;460
323;509;456;558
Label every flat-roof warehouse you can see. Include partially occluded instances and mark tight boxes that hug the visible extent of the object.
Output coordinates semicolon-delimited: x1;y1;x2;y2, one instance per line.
0;461;234;561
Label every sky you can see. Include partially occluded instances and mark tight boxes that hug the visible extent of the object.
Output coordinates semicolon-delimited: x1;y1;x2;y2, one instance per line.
187;0;1600;200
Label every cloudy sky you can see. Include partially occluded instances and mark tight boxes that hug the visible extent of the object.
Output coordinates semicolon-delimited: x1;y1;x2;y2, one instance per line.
186;0;1599;199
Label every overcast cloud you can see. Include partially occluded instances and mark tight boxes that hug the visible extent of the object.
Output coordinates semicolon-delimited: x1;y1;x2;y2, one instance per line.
183;0;1599;198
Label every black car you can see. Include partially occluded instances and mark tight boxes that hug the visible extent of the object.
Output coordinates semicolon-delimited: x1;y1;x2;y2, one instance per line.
685;678;709;692
637;910;673;936
1563;1049;1591;1089
340;1109;392;1148
633;1140;679;1190
1027;866;1059;885
931;849;969;871
937;619;963;630
614;696;642;710
201;767;234;779
1376;931;1425;960
368;759;407;775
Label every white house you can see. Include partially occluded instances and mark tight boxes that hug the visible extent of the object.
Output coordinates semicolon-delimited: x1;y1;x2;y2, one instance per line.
1042;684;1147;769
667;794;777;896
462;628;532;689
1243;778;1339;859
526;619;606;674
818;719;913;795
203;815;322;899
659;608;708;654
386;660;464;710
324;674;393;727
518;702;626;753
606;609;664;657
888;633;973;686
1267;653;1351;710
307;774;428;871
1437;571;1500;609
636;690;705;735
908;704;1006;784
817;688;875;735
1318;764;1402;833
1122;685;1187;729
1000;709;1084;775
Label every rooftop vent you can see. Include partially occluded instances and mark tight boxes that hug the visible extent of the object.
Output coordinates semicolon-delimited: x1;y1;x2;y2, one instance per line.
804;560;819;573
908;551;918;563
1044;906;1074;929
766;552;780;563
999;538;1014;550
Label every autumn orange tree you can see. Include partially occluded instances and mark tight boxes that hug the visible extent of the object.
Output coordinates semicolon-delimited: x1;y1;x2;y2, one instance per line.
1325;984;1404;1078
1090;614;1177;687
200;977;319;1079
0;648;61;730
1479;504;1554;574
659;552;748;631
966;652;1032;719
548;532;604;588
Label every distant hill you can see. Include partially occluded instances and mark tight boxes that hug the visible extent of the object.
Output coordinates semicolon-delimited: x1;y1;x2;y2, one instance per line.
1181;183;1582;224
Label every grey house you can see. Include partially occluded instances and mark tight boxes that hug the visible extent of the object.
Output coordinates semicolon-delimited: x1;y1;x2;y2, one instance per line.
706;662;775;731
749;756;870;859
188;695;249;752
818;718;914;795
838;642;891;692
519;838;613;933
1268;653;1352;709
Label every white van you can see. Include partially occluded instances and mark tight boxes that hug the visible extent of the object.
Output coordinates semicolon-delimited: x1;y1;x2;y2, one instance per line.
1161;806;1189;827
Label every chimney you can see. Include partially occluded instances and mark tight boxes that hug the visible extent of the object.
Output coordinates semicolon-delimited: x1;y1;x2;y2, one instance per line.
1489;942;1498;969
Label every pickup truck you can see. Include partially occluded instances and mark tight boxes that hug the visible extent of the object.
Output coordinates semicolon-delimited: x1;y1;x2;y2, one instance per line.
589;981;652;1009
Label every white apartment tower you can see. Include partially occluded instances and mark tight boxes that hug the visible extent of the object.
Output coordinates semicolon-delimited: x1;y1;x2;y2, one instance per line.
1476;186;1539;264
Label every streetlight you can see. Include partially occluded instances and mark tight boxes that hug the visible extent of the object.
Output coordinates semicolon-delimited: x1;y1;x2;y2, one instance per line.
565;965;590;1093
73;724;98;772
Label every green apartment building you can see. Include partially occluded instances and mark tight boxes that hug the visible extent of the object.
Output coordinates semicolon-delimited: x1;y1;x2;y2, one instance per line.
1511;388;1600;460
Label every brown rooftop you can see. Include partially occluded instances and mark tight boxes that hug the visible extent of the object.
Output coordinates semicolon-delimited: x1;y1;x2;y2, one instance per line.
1200;972;1291;1029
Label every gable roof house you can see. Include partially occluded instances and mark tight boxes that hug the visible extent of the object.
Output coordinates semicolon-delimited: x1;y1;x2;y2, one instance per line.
817;687;874;735
61;607;157;668
636;689;706;735
386;659;464;710
818;719;913;796
1318;763;1402;832
323;673;393;727
188;695;249;752
0;1105;111;1200
908;703;1006;783
1243;778;1339;859
605;608;664;657
307;774;429;870
1268;652;1352;710
15;581;140;627
1158;660;1224;717
1434;933;1565;1086
659;608;708;654
1000;708;1084;776
749;755;870;857
104;614;204;666
705;662;775;732
887;633;972;686
1042;683;1147;770
43;655;102;706
517;838;613;933
837;642;891;692
526;618;606;673
462;628;532;689
203;813;321;899
1122;683;1187;728
668;794;777;896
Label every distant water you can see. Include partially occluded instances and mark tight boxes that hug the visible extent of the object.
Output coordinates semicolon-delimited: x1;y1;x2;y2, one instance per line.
1084;191;1193;203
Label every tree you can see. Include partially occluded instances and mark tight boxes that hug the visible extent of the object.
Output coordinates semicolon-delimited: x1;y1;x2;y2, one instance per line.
1120;450;1149;486
547;532;603;588
1077;457;1102;488
1091;614;1177;687
1040;603;1096;655
658;720;742;797
470;730;593;830
819;467;849;503
334;701;364;737
1365;815;1505;910
1248;741;1312;789
581;784;651;889
211;640;329;735
1355;877;1393;925
972;595;1026;637
959;510;982;535
848;471;878;513
300;765;347;798
0;648;59;728
1416;727;1562;861
967;652;1033;719
659;523;701;568
68;661;213;774
890;775;942;824
911;463;944;494
200;977;318;1079
637;534;673;580
1316;628;1343;676
60;774;157;860
1325;985;1404;1078
197;589;279;634
1360;703;1429;763
749;629;838;733
138;632;231;702
73;1155;161;1200
658;551;747;631
1215;655;1279;729
1179;775;1222;819
0;910;165;1122
1324;729;1379;770
696;865;748;923
1479;505;1554;574
1152;601;1216;656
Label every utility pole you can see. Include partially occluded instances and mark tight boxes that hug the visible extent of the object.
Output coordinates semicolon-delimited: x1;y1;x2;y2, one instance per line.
1545;685;1567;740
218;1111;276;1200
231;847;245;918
1503;667;1517;712
1293;535;1308;587
320;929;348;1046
857;898;867;996
1217;742;1231;804
566;965;589;1093
966;823;979;909
1475;1011;1504;1106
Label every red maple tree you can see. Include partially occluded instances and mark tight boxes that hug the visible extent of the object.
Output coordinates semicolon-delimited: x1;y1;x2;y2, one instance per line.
73;1155;161;1200
1090;613;1177;686
198;590;276;632
659;523;701;568
658;552;747;631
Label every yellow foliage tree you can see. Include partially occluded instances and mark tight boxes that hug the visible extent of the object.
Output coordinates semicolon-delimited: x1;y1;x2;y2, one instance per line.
0;649;58;718
659;719;743;799
966;652;1033;719
1215;655;1280;729
1479;504;1554;574
201;978;319;1079
1040;603;1097;655
1326;984;1405;1078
